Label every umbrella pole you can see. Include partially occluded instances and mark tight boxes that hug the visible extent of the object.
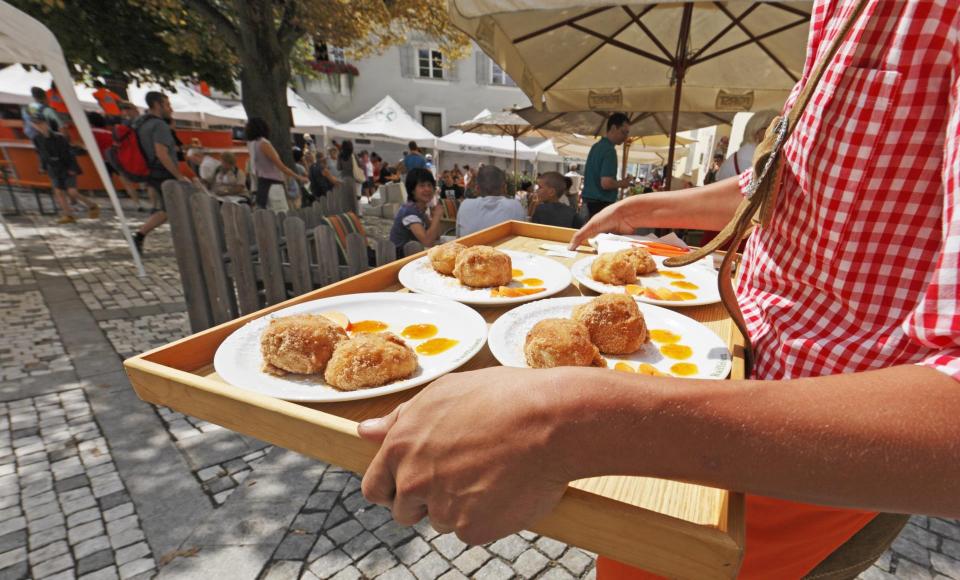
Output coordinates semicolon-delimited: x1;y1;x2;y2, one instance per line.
513;136;518;187
620;139;631;199
666;3;694;191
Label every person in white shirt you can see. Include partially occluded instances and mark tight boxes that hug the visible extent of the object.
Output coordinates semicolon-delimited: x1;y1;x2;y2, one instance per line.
456;165;528;237
186;148;223;188
715;110;779;182
563;164;583;207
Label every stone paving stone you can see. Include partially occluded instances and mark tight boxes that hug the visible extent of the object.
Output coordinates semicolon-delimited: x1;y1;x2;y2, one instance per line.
412;552;451;580
0;531;26;555
895;558;934;579
453;546;492;575
437;569;469;580
0;547;26;571
262;560;302;580
342;532;380;561
536;537;567;559
514;548;549;578
431;534;467;560
932;519;960;542
307;549;351;579
74;536;111;560
66;508;100;528
28;538;68;565
328;565;362;580
893;536;932;568
274;532;317;561
76;549;114;576
356;547;398;578
473;558;516;580
116;557;152;580
903;523;941;550
32;551;74;577
114;542;149;567
489;535;529;561
395;537;432;566
374;520;416;548
68;520;105;546
328;520;364;546
79;565;119;580
559;548;593;576
540;567;576;580
379;565;417;580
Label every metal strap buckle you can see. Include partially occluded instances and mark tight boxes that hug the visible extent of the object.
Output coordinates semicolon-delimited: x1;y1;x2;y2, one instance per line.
744;116;789;199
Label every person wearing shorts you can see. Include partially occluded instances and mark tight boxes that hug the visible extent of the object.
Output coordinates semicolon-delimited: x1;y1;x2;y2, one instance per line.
31;115;99;224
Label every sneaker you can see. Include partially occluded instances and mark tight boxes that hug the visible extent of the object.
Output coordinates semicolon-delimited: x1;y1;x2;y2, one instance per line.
133;232;145;255
87;204;100;219
56;215;76;225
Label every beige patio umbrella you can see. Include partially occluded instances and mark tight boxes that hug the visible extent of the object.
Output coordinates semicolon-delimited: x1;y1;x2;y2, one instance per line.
454;110;549;179
449;0;812;187
515;107;736;140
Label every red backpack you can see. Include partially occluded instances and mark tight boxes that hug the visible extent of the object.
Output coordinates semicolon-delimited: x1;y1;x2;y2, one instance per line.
107;117;154;182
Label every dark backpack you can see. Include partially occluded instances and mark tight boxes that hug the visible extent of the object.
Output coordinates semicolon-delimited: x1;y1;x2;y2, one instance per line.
107;117;154;182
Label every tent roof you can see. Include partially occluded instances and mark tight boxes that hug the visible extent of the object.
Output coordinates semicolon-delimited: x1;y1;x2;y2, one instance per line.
0;64;99;109
127;81;231;123
438;109;536;160
213;88;339;131
331;95;436;145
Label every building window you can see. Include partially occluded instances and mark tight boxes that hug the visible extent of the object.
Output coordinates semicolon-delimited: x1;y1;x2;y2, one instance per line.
490;62;516;87
418;48;445;79
421;112;444;136
329;46;346;65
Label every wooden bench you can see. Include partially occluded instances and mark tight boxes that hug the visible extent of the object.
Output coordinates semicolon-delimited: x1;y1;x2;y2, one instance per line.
162;181;397;333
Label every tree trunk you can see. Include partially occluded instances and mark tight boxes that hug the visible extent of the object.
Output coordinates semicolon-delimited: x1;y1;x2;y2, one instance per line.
236;0;296;169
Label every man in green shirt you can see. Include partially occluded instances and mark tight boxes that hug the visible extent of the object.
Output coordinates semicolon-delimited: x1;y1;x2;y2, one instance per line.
582;112;634;218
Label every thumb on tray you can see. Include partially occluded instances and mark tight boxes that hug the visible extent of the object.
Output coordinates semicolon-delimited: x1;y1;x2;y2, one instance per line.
358;403;405;443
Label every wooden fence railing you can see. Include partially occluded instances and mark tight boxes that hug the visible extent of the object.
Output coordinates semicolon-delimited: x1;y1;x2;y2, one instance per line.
163;181;396;332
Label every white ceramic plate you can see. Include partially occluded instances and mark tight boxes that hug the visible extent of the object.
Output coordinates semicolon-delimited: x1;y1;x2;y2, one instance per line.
398;250;572;306
488;296;731;380
214;293;488;402
571;255;720;307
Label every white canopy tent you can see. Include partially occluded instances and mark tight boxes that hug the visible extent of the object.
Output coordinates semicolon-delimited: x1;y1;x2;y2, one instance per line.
126;81;232;125
0;1;144;276
214;88;340;135
437;110;537;161
0;64;100;109
330;96;437;146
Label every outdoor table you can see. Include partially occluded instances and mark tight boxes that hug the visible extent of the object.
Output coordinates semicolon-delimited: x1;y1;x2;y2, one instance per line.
123;221;746;580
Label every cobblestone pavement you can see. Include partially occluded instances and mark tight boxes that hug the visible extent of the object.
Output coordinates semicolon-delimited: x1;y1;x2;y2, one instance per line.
1;190;960;579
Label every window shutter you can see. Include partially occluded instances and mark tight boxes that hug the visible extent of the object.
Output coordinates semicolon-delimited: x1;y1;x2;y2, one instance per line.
399;45;413;78
475;51;489;85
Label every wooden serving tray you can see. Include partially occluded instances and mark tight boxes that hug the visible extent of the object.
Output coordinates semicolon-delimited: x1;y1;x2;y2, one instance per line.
124;221;745;580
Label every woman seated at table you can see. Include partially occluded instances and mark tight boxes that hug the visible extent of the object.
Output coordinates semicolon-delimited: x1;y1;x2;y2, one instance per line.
211;152;249;203
389;167;443;258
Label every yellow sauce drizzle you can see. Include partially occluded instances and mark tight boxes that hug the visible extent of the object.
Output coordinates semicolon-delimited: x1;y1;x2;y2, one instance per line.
661;344;694;360
649;329;682;344
415;338;459;356
670;363;699;376
613;362;634;373
670;281;699;290
676;292;697;300
401;324;438;340
520;278;544;287
625;284;643;295
349;320;388;333
637;363;668;376
511;269;524;277
661;271;685;280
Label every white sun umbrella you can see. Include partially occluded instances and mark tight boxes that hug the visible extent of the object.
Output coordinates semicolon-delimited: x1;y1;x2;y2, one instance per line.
437;109;537;162
0;3;144;276
127;81;231;125
330;95;437;147
0;64;100;109
448;0;812;187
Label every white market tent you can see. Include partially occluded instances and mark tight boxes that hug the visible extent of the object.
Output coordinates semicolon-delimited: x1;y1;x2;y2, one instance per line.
127;81;232;125
0;63;99;109
0;1;144;276
437;110;536;161
529;140;571;164
214;88;339;133
330;95;437;146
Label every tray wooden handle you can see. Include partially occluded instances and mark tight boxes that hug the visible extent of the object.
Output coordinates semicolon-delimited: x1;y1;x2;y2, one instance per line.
126;358;741;579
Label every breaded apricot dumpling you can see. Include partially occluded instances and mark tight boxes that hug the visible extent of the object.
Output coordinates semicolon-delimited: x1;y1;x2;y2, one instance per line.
591;250;637;285
324;332;418;391
524;319;605;369
453;246;512;288
624;246;658;275
572;294;648;354
428;242;466;276
260;314;347;376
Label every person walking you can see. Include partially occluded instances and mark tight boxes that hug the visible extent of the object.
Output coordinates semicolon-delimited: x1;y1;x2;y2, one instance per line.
131;91;190;254
30;115;99;224
582;113;634;219
334;139;361;213
244;117;308;211
88;112;146;212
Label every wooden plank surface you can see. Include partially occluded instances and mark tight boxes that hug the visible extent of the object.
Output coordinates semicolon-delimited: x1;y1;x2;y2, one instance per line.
221;202;260;315
162;182;213;332
124;221;745;579
190;193;235;325
253;209;286;305
284;216;312;296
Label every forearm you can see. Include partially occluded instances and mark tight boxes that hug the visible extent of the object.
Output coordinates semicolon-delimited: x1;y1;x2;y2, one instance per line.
155;149;183;179
552;364;960;517
617;176;742;231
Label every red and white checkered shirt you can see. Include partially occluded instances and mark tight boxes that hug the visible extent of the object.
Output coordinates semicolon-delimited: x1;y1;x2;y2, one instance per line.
737;0;960;383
